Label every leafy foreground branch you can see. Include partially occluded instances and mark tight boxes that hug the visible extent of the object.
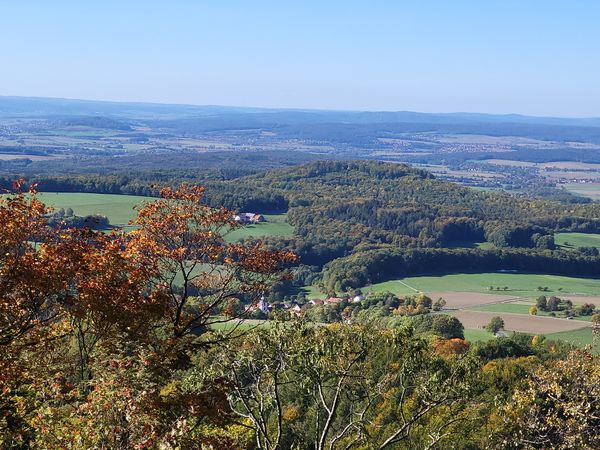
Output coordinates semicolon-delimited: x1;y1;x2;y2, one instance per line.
0;181;598;449
205;322;479;450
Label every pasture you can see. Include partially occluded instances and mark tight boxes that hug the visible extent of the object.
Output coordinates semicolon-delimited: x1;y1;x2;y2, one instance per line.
225;214;294;242
37;192;148;227
555;232;600;250
36;192;293;240
545;328;597;350
563;182;600;200
362;272;600;298
472;301;593;322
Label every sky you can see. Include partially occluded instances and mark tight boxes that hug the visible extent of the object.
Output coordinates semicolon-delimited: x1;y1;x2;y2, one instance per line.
1;0;599;116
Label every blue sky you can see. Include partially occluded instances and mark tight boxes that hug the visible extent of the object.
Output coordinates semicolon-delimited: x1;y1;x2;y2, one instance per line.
1;1;599;116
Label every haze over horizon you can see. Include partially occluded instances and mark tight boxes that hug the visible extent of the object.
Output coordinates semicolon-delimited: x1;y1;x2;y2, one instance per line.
2;0;600;117
4;94;600;121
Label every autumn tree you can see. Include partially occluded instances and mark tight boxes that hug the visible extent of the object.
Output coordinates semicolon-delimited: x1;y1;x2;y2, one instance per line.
0;182;296;448
127;184;297;338
205;322;480;449
500;349;600;449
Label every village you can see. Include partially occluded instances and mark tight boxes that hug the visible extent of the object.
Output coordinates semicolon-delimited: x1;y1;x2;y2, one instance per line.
250;292;366;319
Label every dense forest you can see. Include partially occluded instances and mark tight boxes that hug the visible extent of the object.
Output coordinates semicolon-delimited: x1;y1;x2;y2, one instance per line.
240;161;600;294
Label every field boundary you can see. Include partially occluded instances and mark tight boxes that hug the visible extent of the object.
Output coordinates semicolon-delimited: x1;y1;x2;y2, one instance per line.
397;280;419;292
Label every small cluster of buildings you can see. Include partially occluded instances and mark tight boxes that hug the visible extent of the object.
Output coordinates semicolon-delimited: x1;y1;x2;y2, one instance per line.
234;212;266;224
252;294;364;316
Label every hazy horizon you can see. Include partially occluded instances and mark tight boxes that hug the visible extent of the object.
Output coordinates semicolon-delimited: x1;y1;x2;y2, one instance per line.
2;1;600;116
4;94;600;121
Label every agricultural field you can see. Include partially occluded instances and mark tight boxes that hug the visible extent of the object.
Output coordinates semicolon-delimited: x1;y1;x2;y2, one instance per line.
472;301;592;322
545;327;597;349
209;319;271;332
451;310;589;334
361;272;600;298
563;182;600;200
555;232;600;250
225;214;294;242
0;153;59;161
36;192;293;240
351;272;599;349
37;192;148;227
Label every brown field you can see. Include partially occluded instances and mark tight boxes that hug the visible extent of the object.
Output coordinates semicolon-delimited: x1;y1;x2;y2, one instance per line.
483;159;537;167
558;295;600;305
427;291;518;309
540;161;600;170
451;310;590;334
544;171;600;181
0;154;59;161
484;159;600;171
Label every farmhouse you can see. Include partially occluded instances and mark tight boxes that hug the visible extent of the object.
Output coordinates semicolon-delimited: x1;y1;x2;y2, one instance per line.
234;212;266;224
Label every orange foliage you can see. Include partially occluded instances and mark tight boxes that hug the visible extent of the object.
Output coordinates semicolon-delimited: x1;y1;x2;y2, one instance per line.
0;181;296;446
433;337;470;356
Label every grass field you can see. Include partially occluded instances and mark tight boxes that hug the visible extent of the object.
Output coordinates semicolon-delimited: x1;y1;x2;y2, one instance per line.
463;328;495;342
37;192;148;227
464;327;598;354
545;327;598;352
225;214;294;242
555;232;600;250
210;319;271;332
563;183;600;200
362;272;600;298
472;302;592;322
36;192;293;240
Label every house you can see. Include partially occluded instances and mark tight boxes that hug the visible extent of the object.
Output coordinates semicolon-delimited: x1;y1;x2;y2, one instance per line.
309;299;324;306
352;294;364;303
289;302;304;316
234;213;266;224
257;295;269;314
249;295;270;314
324;297;344;305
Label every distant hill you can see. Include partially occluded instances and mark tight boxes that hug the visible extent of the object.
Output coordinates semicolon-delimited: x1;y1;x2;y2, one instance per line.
1;95;600;127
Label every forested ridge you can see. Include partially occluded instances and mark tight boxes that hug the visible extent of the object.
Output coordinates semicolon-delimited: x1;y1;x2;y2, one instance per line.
5;160;600;294
229;161;600;292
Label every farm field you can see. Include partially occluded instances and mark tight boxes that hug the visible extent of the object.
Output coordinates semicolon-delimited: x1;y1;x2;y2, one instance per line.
425;291;518;309
225;214;294;242
0;153;59;161
462;328;495;342
472;301;593;322
555;232;600;250
361;272;600;298
35;192;293;240
451;310;589;334
209;319;271;332
545;327;597;351
37;192;148;227
563;182;600;200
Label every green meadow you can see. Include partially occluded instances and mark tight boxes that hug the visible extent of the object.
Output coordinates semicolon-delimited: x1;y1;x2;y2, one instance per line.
555;232;600;250
462;328;495;343
545;328;598;353
36;192;293;240
37;192;147;227
472;302;593;322
225;214;294;242
361;272;600;298
563;182;600;200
